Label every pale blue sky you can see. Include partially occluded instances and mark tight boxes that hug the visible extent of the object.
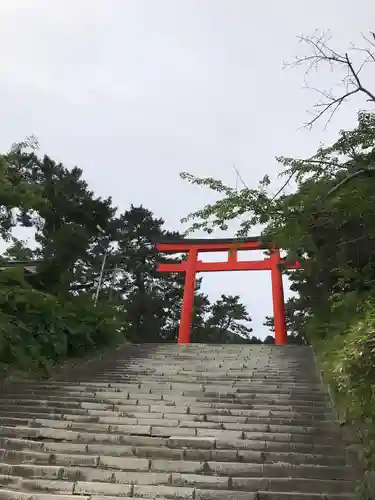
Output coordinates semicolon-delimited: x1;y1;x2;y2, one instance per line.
0;0;374;337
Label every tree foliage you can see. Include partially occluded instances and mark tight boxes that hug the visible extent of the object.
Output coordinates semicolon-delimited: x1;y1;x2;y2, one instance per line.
180;30;375;477
0;140;271;378
182;110;375;342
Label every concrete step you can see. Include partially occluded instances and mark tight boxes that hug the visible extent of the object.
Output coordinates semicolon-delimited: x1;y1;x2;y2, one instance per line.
0;430;346;455
0;344;360;498
0;458;357;480
0;474;359;496
6;381;331;396
0;443;348;467
0;421;345;450
0;400;334;422
0;408;340;431
0;385;331;399
0;426;344;449
0;492;356;500
0;397;331;413
0;404;332;424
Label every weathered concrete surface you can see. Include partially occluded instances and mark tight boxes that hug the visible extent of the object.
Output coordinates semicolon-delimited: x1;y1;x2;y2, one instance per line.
0;344;360;499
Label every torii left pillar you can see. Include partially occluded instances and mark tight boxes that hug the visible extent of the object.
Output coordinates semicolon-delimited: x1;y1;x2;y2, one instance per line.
179;248;198;344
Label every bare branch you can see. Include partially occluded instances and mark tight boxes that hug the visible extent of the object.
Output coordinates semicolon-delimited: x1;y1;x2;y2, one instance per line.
307;88;360;129
345;51;375;102
286;30;375;128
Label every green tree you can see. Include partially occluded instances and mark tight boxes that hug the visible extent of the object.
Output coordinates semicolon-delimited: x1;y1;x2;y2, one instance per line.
263;297;308;345
190;291;212;342
2;238;36;262
107;206;184;341
0;142;46;241
250;335;263;344
195;294;253;344
263;335;274;345
2;144;115;296
178;29;375;478
181;112;375;341
83;205;211;344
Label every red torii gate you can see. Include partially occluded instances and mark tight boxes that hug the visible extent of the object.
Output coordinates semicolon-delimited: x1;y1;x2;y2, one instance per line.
156;237;300;345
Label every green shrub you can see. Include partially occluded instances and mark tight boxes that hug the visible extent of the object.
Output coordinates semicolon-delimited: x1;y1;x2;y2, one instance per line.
316;299;375;471
0;268;126;377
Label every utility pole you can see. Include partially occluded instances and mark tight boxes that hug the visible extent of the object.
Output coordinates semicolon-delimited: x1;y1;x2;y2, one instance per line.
109;266;119;302
93;250;108;307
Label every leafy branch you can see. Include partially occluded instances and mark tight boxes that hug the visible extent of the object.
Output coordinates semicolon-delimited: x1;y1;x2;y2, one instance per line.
180;172;274;236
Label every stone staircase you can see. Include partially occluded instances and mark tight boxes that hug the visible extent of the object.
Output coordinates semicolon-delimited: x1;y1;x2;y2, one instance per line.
0;344;360;499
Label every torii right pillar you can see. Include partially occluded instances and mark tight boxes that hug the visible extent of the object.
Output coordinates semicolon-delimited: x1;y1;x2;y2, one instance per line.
270;248;288;345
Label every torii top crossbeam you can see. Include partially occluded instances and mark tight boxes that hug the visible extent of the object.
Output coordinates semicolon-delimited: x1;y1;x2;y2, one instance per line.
156;237;300;345
157;236;268;251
